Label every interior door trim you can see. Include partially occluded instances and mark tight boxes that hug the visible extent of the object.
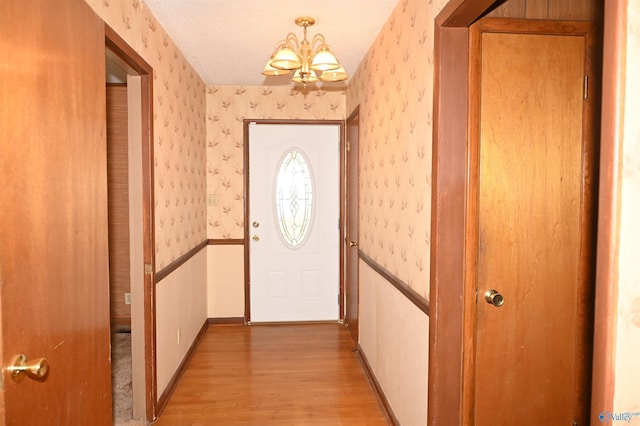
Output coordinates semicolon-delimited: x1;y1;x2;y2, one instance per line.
105;25;157;422
591;0;624;416
242;119;346;323
345;106;360;343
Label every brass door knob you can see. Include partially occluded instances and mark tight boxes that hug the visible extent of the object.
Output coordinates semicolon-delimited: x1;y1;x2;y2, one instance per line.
8;354;49;383
252;221;260;228
484;289;504;307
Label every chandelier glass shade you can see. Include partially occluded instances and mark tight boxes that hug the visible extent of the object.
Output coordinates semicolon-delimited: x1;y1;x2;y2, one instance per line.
261;17;348;85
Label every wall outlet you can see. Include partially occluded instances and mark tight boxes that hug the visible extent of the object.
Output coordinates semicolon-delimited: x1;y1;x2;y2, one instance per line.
124;293;131;305
207;193;218;206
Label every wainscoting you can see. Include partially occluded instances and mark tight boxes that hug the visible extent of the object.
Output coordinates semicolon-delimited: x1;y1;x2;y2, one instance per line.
358;260;430;425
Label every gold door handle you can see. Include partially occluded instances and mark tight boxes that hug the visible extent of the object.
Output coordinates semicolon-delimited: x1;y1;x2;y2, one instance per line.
253;235;260;241
349;241;358;247
252;221;260;228
7;354;49;383
484;289;505;307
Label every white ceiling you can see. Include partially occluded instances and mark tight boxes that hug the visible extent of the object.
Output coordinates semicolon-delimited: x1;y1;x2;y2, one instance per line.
141;0;400;86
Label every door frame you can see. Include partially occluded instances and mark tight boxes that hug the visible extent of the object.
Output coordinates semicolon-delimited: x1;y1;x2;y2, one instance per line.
242;119;346;323
105;26;157;422
345;107;360;344
429;0;611;424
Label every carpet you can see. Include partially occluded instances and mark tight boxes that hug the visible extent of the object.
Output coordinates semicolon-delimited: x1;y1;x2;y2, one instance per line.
111;330;146;426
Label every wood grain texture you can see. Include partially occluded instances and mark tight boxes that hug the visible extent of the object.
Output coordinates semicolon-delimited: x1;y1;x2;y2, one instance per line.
488;0;603;20
107;84;131;324
430;2;603;425
428;23;470;426
154;324;388;425
470;19;598;425
0;0;112;423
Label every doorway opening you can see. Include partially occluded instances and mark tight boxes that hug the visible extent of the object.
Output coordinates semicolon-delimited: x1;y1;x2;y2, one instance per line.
344;107;360;345
105;26;157;423
428;1;604;424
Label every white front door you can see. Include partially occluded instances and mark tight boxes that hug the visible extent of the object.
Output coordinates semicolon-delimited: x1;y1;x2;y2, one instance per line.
249;123;340;322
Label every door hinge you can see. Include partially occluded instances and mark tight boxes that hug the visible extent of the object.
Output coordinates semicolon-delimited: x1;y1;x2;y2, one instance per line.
144;263;153;275
583;75;588;100
346;142;351;152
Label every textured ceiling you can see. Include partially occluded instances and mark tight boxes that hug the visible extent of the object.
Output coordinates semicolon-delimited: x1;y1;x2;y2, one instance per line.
141;0;399;86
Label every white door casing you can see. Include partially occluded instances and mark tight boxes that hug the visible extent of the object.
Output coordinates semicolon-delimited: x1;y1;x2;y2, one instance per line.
249;123;340;322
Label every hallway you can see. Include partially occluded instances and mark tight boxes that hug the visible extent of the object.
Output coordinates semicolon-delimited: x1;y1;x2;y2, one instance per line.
153;323;389;425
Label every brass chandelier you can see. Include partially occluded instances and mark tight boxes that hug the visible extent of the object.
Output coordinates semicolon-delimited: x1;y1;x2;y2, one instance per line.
261;16;348;85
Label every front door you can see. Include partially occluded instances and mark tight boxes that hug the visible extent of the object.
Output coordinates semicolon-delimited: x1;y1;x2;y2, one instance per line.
248;123;340;322
0;0;112;423
469;19;598;425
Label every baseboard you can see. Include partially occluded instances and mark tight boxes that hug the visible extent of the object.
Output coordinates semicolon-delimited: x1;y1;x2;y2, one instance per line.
356;344;399;426
247;320;341;326
155;319;209;417
110;319;131;333
208;317;245;325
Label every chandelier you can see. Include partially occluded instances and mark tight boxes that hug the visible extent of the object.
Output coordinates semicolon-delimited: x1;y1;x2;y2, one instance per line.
261;16;348;86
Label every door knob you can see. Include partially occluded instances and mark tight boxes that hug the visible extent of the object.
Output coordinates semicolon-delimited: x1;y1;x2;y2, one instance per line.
253;235;260;241
252;221;260;228
484;289;504;307
7;354;49;383
349;241;358;247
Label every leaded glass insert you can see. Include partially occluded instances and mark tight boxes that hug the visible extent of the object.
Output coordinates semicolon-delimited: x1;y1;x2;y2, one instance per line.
275;149;314;248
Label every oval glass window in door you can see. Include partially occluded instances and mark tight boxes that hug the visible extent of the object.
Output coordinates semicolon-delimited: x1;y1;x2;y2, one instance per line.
274;148;315;248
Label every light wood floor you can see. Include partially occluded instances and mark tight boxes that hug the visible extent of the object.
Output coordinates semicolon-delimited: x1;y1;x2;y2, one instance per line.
153;323;389;425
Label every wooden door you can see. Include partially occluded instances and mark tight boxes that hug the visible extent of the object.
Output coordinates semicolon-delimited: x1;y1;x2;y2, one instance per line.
469;19;598;425
0;0;112;424
345;110;360;344
248;123;340;322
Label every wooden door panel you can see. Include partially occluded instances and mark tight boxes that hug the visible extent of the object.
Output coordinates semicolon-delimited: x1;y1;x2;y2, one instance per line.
0;0;112;423
471;20;596;426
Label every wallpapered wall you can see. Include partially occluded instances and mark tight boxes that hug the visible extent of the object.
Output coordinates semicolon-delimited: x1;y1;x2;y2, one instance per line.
346;0;448;300
206;86;345;239
615;0;640;416
85;0;208;271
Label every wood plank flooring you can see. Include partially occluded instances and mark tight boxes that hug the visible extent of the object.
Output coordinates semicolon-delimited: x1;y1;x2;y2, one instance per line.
153;323;389;425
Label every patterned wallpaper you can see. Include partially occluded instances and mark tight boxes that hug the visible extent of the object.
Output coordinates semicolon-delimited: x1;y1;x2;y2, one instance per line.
346;0;448;300
206;86;345;239
614;0;640;417
85;0;208;270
